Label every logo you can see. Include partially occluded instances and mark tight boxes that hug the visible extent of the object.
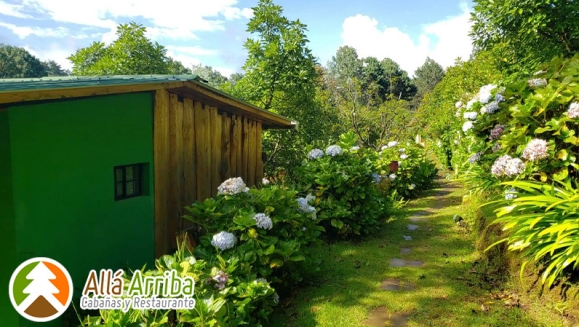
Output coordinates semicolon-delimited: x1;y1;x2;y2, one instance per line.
9;257;73;322
80;269;196;312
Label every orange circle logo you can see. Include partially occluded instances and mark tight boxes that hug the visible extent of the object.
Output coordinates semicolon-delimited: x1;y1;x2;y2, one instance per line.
9;257;73;322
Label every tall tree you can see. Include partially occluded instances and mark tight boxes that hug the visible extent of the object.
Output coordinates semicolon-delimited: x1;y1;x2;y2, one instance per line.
42;60;68;76
0;44;46;78
166;58;192;75
190;64;229;88
231;0;328;175
380;58;416;100
68;22;170;75
413;57;445;94
410;57;445;109
328;45;363;81
470;0;579;73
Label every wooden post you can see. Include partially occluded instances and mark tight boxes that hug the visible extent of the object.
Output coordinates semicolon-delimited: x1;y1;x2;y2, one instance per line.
256;122;263;183
153;90;170;258
210;107;222;196
220;113;231;181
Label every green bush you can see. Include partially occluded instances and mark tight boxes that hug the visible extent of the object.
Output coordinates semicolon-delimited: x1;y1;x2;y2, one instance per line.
295;132;387;239
183;179;324;287
80;246;278;327
374;141;438;198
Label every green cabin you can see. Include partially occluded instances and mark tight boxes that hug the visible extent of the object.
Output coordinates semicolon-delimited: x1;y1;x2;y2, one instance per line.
0;75;295;326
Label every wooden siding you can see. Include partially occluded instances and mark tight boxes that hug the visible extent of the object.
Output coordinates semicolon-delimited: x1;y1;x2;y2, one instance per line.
154;90;265;257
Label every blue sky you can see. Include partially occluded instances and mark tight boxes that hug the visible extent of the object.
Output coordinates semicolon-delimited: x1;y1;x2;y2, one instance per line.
0;0;475;77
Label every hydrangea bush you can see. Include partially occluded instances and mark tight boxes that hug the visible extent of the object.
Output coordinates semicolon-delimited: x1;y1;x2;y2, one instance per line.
183;177;324;287
449;54;579;287
296;131;388;239
374;141;438;198
80;246;278;327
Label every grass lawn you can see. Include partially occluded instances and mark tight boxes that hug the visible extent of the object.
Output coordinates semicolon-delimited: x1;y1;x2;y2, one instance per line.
267;179;571;327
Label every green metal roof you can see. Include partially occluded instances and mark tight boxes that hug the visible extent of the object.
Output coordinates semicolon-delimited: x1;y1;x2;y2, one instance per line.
0;74;208;92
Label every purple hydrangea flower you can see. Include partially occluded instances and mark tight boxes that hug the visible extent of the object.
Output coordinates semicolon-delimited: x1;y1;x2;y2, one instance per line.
489;124;505;141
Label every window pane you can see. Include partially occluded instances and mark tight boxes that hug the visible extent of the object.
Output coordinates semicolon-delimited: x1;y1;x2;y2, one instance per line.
126;166;134;180
126;182;135;196
134;180;141;195
115;167;124;183
116;182;124;197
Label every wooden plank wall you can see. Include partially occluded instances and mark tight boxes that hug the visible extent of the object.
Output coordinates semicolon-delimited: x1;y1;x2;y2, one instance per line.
153;90;264;257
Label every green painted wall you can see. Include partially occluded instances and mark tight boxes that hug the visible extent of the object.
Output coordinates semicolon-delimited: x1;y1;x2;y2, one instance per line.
0;110;19;327
8;93;155;326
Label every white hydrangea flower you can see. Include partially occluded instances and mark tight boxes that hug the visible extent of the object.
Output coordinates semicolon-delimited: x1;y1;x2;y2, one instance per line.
409;184;416;190
253;213;273;230
387;141;398;147
566;102;579;118
462;121;474;132
528;78;547;88
307;148;324;160
478;84;497;104
491;155;512;176
455;101;463;109
325;145;343;156
350;146;360;151
522;139;549;161
389;174;396;181
466;98;478;110
218;177;249;195
400;154;408;160
211;231;236;250
463;111;478;120
399;148;406;152
262;178;270;185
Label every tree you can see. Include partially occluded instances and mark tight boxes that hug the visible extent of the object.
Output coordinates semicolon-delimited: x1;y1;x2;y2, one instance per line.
413;57;445;94
231;0;329;175
470;0;579;73
328;46;363;81
68;22;170;75
380;58;416;100
167;58;192;75
190;64;229;88
42;60;68;76
410;57;445;109
0;44;46;78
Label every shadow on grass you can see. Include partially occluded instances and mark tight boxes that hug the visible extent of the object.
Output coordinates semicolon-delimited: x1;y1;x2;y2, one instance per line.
267;180;559;327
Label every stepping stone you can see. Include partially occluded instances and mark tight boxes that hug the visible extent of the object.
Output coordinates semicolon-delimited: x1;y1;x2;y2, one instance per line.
403;235;412;240
407;224;419;231
400;247;411;254
389;258;425;268
364;307;410;327
389;258;407;267
380;278;415;291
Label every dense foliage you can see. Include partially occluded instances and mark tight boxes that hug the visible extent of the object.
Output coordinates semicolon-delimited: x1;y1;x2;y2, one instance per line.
0;44;69;78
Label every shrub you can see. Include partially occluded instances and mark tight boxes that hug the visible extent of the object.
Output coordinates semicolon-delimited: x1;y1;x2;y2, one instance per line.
296;132;387;239
80;245;278;327
486;179;579;290
183;179;323;287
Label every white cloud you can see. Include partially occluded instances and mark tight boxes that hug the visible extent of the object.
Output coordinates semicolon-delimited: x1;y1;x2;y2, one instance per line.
0;1;32;18
11;0;253;41
0;22;72;39
165;50;202;68
212;66;234;77
340;2;473;76
166;45;218;56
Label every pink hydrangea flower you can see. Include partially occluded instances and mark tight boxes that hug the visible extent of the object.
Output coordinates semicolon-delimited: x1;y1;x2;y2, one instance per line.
522;139;549;161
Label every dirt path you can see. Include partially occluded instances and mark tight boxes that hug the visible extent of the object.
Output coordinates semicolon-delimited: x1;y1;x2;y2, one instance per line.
270;178;568;327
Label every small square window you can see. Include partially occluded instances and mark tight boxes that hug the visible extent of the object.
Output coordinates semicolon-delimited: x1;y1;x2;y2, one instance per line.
114;163;145;201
